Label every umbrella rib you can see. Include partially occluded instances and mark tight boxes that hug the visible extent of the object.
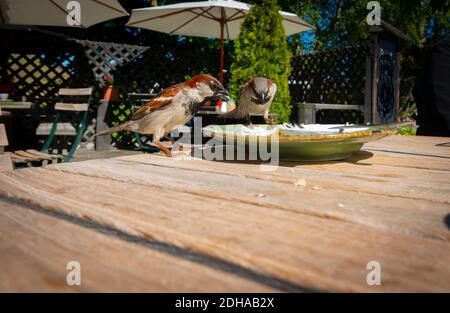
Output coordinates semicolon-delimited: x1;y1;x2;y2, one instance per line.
283;17;315;29
92;0;128;15
128;8;191;26
169;7;214;35
197;7;219;21
191;7;220;22
226;9;245;21
49;0;82;26
228;14;247;22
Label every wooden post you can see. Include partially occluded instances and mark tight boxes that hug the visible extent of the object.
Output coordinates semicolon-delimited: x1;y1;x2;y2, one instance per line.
371;33;379;124
366;21;408;124
219;21;225;83
364;41;373;124
95;99;113;151
394;43;401;122
219;7;226;83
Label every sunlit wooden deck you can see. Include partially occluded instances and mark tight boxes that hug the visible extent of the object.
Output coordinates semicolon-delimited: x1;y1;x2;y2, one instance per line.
0;135;449;292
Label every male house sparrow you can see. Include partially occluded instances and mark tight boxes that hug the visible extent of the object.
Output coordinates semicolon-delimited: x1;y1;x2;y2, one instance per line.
96;74;229;156
222;77;277;125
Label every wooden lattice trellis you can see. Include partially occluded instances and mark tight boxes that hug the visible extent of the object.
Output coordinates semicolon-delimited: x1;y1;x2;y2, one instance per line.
0;29;95;103
114;43;229;94
6;52;74;100
75;40;149;87
289;46;367;105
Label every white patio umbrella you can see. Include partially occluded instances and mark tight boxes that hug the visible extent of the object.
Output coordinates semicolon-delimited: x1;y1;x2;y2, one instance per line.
126;0;314;82
0;0;129;28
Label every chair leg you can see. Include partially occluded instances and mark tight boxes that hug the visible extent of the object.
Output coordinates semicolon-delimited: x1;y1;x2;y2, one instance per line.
41;112;60;153
63;111;88;162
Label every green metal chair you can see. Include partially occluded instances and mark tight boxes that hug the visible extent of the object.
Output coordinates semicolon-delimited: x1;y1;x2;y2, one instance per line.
40;87;94;162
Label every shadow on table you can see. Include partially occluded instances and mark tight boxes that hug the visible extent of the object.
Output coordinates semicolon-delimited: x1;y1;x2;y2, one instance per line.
444;213;450;230
436;142;450;147
188;147;374;168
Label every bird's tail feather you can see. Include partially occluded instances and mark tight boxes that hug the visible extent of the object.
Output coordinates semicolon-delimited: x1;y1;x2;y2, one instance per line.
94;122;130;137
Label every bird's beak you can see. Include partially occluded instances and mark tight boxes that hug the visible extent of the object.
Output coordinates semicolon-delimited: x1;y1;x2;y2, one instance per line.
258;93;269;104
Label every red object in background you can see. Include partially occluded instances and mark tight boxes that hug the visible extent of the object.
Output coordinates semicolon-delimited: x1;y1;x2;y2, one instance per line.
216;100;222;107
103;76;113;85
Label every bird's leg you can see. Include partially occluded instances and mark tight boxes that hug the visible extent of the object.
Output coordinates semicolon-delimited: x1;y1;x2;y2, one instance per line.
162;136;184;152
153;140;173;157
247;115;254;128
265;117;276;128
162;135;173;143
264;111;275;128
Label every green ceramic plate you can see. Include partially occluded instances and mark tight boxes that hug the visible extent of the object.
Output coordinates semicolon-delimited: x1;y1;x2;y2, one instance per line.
202;124;396;161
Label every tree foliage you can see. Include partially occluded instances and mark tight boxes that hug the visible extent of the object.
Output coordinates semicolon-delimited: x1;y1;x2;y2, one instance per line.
275;0;449;51
274;0;449;119
46;0;449;120
230;0;292;123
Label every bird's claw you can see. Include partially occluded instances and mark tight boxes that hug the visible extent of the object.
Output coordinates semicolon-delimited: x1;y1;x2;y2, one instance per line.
265;118;276;128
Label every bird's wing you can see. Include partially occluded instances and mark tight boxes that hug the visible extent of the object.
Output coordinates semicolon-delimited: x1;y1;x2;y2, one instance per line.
130;84;182;121
239;78;254;97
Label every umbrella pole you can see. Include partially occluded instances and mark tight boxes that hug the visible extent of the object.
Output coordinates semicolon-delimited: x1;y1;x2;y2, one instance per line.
219;21;225;83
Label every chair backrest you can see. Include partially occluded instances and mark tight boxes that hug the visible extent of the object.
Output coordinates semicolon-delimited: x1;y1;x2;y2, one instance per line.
55;87;94;112
0;124;8;152
0;123;13;171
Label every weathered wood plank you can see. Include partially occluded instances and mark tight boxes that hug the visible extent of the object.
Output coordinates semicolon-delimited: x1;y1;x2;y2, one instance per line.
0;239;81;292
0;199;272;292
1;167;449;291
364;135;450;158
42;157;450;241
55;102;89;112
0;154;13;172
14;150;49;161
58;87;93;96
283;159;450;184
112;153;450;204
346;150;450;171
26;149;62;160
0;124;8;147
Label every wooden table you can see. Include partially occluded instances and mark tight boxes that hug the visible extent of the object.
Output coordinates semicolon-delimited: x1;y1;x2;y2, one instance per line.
0;135;449;292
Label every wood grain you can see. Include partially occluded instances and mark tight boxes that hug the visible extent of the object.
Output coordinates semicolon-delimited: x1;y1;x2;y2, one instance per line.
364;135;450;158
0;135;449;292
0;154;13;172
55;103;89;112
1;164;449;291
0;124;7;147
58;88;93;96
0;199;272;292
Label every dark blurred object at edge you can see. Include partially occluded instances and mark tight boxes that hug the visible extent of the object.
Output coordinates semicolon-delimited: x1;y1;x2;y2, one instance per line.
415;36;450;136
